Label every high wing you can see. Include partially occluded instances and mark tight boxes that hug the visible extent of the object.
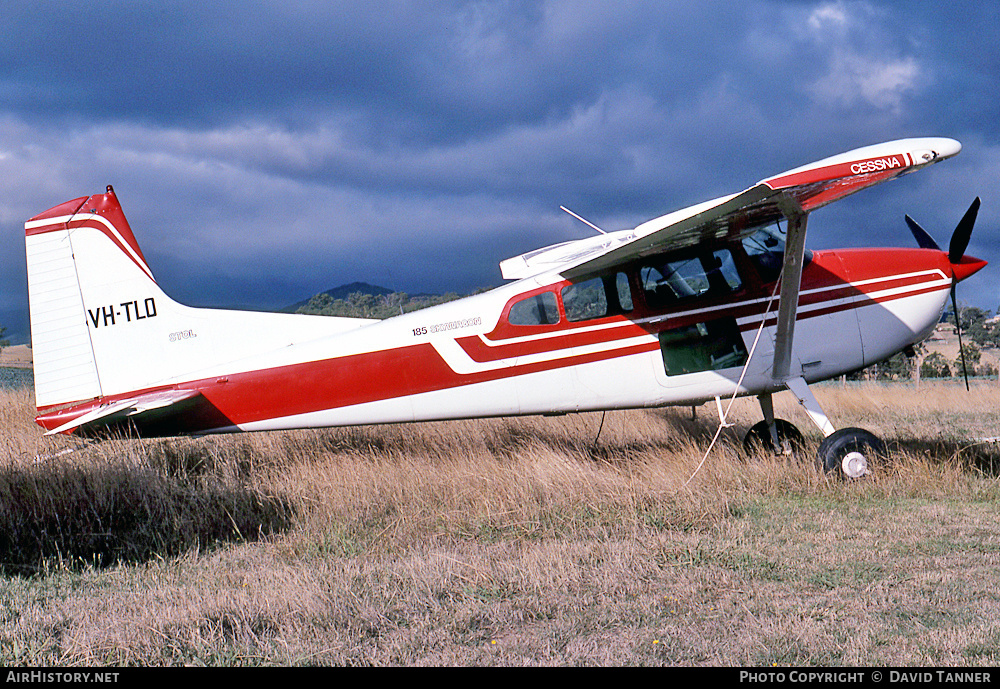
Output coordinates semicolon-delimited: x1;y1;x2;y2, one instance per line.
501;138;961;282
501;137;962;384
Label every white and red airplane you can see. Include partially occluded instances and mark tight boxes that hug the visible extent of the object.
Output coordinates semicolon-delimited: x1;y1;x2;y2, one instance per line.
24;137;986;478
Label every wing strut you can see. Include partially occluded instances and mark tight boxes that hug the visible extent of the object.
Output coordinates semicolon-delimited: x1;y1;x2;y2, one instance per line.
771;197;809;382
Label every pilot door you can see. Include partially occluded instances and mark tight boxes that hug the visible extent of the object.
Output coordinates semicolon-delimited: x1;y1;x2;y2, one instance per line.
639;247;769;397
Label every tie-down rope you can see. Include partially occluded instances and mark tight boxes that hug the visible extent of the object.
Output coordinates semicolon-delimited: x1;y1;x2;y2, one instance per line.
680;266;785;489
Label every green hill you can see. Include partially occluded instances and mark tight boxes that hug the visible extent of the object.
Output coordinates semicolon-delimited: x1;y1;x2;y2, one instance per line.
293;283;461;319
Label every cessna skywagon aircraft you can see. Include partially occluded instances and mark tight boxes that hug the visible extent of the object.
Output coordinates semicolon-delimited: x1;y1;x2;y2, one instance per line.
24;137;986;478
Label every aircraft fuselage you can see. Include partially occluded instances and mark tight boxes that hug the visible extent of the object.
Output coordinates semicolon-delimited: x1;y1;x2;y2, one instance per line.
34;237;965;436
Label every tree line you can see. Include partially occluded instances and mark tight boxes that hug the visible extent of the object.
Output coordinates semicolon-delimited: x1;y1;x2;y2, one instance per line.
862;305;999;381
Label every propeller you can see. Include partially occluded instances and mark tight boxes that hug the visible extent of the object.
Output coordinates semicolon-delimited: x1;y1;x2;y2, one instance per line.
906;197;981;390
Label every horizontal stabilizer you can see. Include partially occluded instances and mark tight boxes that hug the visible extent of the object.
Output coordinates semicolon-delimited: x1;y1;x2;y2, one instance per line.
44;389;204;436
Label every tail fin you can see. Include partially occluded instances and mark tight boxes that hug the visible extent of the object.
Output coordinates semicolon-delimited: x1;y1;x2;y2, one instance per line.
25;186;162;411
25;186;372;422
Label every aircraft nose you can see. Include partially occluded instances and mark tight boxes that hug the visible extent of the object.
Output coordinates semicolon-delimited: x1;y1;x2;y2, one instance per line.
951;254;988;283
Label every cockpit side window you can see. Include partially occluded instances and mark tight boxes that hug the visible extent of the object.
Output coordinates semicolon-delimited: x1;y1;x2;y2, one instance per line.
508;291;560;326
640;249;742;309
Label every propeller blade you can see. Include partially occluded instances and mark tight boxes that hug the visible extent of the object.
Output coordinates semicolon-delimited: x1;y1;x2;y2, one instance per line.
905;215;941;251
907;199;980;391
951;281;970;391
948;197;981;264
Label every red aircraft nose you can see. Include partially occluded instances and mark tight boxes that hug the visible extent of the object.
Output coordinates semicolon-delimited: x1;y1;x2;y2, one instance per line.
951;254;988;282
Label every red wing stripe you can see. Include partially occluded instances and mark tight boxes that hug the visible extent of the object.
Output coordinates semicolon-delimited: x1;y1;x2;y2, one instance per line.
765;155;910;189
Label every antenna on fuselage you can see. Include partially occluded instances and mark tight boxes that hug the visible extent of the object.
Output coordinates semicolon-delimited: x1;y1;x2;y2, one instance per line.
560;206;607;235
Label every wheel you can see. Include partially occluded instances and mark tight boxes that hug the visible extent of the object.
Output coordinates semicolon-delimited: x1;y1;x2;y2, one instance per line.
816;427;884;479
743;419;805;456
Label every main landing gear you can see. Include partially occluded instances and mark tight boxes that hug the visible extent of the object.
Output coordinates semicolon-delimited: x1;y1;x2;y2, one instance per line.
745;376;884;479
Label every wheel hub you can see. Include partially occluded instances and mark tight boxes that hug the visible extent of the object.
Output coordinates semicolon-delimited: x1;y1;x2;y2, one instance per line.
841;451;868;479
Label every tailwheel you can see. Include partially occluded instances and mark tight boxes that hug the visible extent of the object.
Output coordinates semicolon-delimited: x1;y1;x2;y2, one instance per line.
816;427;884;479
743;419;804;456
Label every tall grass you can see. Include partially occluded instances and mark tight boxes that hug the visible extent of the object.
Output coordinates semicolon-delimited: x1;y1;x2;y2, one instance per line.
1;381;999;665
2;397;740;572
0;392;294;574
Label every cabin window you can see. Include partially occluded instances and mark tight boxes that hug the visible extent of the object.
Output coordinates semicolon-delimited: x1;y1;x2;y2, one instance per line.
561;272;633;322
658;317;748;376
640;249;742;308
615;272;633;312
508;291;560;326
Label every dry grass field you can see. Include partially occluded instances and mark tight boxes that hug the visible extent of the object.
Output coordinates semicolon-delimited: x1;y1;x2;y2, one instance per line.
1;379;1000;666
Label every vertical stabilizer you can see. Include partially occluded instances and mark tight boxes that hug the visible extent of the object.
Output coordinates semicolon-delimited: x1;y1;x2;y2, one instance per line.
25;186;379;428
25;186;169;410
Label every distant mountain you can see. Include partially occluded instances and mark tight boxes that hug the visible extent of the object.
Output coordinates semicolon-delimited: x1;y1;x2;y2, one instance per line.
282;282;394;313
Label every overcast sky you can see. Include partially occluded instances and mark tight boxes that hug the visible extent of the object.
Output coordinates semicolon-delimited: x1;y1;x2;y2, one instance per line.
2;1;998;342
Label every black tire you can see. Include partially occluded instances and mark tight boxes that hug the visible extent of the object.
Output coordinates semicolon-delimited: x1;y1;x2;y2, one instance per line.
743;419;805;456
816;427;884;479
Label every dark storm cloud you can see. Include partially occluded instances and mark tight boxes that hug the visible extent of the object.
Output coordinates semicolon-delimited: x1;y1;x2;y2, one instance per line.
0;3;447;127
1;1;998;342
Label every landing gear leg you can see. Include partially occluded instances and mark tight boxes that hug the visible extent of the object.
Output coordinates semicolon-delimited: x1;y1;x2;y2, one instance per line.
784;376;883;479
743;392;804;455
759;392;778;448
784;377;835;437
